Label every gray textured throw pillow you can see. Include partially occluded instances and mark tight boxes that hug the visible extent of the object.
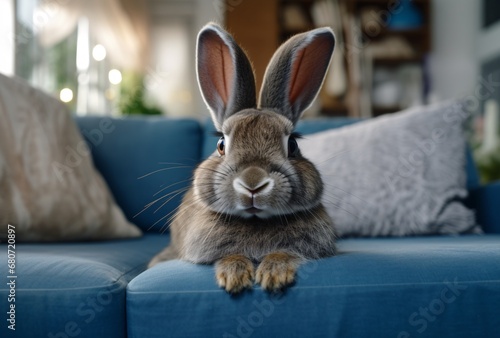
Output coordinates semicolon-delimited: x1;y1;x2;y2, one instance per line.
0;74;141;241
300;101;480;237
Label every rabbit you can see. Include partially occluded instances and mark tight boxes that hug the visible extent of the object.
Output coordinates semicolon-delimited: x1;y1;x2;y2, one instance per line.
149;22;337;294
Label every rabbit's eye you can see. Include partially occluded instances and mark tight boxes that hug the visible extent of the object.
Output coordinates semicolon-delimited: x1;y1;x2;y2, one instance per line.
217;137;225;156
288;137;299;157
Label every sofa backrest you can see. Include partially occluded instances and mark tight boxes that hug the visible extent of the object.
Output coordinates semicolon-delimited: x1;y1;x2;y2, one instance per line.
76;116;202;233
76;116;479;233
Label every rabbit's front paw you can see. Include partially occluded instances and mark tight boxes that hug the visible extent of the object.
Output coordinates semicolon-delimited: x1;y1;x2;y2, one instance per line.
216;255;254;294
256;252;300;292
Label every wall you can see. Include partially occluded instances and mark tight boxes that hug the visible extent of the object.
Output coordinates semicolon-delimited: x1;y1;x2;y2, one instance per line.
225;0;279;94
430;0;500;104
477;1;500;63
147;0;223;117
429;0;480;101
193;0;225;117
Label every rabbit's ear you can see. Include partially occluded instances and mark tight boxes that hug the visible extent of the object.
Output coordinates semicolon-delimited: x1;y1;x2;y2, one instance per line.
259;28;335;125
197;23;256;130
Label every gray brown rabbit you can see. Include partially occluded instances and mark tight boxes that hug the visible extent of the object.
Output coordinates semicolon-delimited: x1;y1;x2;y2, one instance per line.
149;23;337;294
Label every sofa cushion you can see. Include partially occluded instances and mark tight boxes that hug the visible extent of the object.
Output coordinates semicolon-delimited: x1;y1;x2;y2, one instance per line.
127;234;500;338
76;117;202;232
0;74;140;241
0;234;168;338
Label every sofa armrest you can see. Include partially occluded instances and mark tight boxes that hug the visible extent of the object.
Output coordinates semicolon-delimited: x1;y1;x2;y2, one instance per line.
468;181;500;233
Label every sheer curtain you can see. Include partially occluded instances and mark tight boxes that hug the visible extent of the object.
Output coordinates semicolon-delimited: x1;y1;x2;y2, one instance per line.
37;0;149;71
17;0;150;115
15;0;222;116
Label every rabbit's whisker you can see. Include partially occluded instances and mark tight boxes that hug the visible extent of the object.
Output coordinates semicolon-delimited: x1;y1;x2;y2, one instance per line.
133;187;189;219
156;195;209;233
158;160;198;165
153;179;193;197
312;148;353;166
153;188;192;214
324;183;372;205
138;166;194;179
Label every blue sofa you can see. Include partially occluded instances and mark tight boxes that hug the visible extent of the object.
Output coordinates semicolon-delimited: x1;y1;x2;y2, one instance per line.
1;116;499;338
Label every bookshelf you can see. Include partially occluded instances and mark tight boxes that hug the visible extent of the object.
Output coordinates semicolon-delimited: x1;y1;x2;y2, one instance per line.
225;0;432;117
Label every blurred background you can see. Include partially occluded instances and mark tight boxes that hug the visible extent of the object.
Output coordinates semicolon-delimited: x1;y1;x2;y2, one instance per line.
0;0;499;181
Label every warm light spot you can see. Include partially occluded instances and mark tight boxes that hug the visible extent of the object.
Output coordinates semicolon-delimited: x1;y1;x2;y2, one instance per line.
177;90;192;103
105;88;116;100
60;88;73;102
92;44;106;61
108;69;122;84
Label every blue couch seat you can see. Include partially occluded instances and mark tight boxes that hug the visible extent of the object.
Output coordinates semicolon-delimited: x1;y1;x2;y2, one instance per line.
127;234;500;338
0;234;168;337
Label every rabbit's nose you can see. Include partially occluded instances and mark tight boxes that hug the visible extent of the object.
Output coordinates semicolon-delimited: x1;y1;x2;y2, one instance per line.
233;167;274;196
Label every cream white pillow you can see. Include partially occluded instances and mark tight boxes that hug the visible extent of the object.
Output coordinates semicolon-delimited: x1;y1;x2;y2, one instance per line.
300;102;480;237
0;74;141;241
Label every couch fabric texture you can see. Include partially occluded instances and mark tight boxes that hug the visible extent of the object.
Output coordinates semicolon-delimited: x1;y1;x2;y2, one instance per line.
76;116;202;232
0;110;499;338
129;235;500;338
300;102;479;237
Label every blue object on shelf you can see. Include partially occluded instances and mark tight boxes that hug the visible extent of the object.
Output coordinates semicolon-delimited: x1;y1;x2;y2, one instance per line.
387;0;423;30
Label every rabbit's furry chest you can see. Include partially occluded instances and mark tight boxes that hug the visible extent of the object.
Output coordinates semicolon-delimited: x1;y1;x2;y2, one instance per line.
172;189;336;264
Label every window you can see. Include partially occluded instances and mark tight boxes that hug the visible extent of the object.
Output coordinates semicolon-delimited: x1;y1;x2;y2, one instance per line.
14;0;122;115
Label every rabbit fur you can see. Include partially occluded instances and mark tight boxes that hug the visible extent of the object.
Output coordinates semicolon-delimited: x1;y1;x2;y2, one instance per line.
149;23;337;294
